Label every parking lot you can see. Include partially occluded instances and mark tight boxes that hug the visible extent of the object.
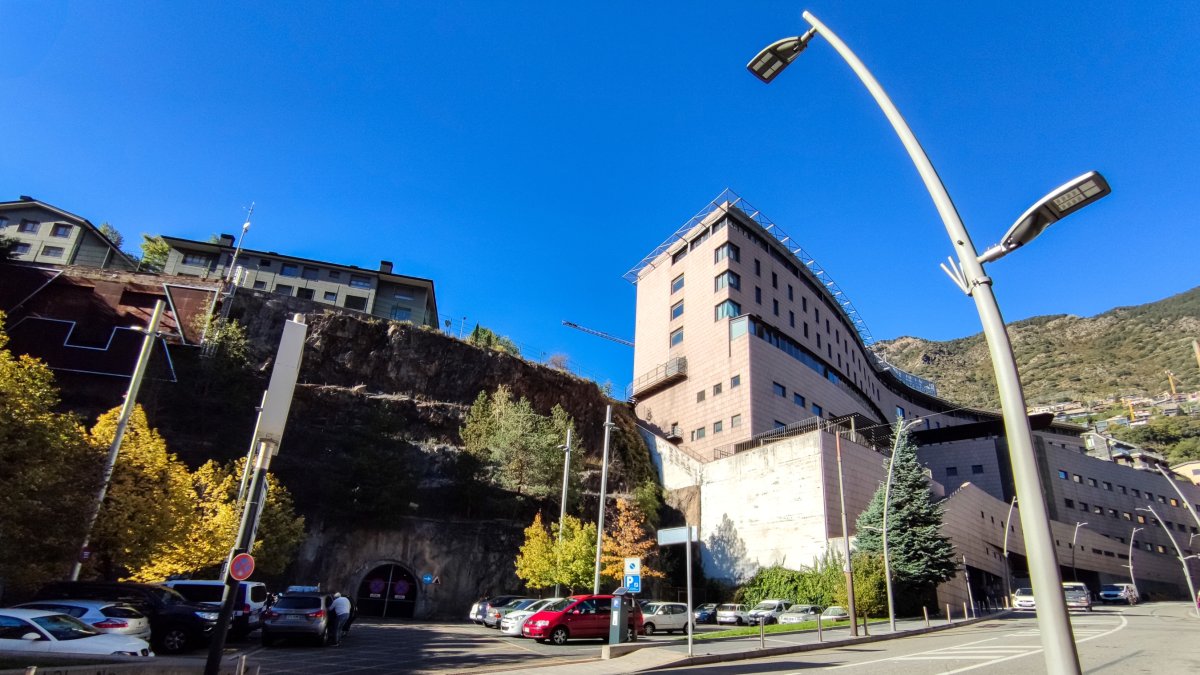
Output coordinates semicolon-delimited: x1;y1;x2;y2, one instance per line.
203;618;728;674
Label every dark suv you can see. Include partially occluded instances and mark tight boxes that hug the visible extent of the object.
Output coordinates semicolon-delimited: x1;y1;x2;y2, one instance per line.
34;581;221;654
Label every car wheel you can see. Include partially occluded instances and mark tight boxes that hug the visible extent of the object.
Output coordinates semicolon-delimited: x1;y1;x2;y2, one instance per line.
549;626;569;646
736;617;744;626
626;625;636;643
156;626;190;654
644;622;656;636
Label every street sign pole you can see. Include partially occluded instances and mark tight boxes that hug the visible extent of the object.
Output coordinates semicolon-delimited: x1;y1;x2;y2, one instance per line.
657;525;698;657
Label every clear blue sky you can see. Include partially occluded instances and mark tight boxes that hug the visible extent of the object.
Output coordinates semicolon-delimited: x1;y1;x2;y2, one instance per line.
4;2;1198;392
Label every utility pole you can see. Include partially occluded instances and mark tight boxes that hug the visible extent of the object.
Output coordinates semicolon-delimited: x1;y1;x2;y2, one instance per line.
835;420;857;635
592;406;615;594
71;300;166;580
555;428;572;598
1127;527;1143;600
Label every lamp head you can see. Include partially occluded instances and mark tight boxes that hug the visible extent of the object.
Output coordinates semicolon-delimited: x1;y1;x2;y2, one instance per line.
747;29;818;84
978;171;1111;264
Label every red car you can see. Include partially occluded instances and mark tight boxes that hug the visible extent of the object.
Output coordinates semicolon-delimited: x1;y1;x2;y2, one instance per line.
521;594;643;645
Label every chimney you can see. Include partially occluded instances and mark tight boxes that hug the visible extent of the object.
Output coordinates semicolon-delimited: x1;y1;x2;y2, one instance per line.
219;233;235;246
18;195;34;202
379;260;393;274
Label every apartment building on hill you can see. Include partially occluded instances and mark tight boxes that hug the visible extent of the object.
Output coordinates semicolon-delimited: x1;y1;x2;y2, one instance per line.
1;196;136;270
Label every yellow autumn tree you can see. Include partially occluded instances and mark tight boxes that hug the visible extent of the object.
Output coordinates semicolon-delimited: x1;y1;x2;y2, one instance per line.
515;513;557;589
600;498;664;586
515;514;597;593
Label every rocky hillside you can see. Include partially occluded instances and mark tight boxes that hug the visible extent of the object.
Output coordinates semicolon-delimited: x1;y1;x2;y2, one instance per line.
874;286;1200;409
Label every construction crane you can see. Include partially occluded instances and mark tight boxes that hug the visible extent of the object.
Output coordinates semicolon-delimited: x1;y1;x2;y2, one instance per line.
1166;370;1178;397
562;321;634;347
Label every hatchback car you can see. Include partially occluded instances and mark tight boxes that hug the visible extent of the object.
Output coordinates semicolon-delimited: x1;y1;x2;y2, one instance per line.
163;580;269;638
715;603;750;625
522;594;643;645
642;602;691;635
1099;583;1138;605
0;609;153;657
1062;583;1092;612
14;600;151;641
500;598;560;636
779;604;820;624
1011;587;1036;611
484;598;537;628
693;603;718;624
820;606;849;621
261;592;333;646
748;599;793;625
473;595;524;624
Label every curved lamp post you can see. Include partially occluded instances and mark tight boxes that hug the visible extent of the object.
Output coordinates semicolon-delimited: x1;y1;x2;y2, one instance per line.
880;417;925;632
747;12;1112;674
1002;496;1018;606
1071;522;1088;582
1138;504;1198;612
1127;526;1143;601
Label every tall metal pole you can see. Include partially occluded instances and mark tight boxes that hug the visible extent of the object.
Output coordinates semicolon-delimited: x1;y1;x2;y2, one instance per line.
1138;504;1197;612
592;405;614;594
686;525;694;658
555;428;573;598
799;12;1081;672
834;423;857;635
1071;522;1087;582
71;300;166;580
220;391;269;580
1002;496;1018;607
1128;527;1143;601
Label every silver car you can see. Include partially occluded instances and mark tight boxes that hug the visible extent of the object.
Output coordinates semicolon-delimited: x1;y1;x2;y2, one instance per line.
715;603;749;625
261;593;333;647
499;598;559;636
778;604;820;624
14;600;152;641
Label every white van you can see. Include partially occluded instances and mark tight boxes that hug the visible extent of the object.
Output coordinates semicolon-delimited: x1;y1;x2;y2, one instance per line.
163;580;269;638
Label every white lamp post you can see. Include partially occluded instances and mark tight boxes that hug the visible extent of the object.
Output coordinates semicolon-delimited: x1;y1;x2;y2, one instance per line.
880;417;924;632
1071;522;1088;582
747;12;1112;674
1127;526;1143;601
1002;496;1018;606
1138;504;1198;612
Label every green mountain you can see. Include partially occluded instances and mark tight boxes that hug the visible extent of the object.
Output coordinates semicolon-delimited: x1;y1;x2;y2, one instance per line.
873;286;1200;409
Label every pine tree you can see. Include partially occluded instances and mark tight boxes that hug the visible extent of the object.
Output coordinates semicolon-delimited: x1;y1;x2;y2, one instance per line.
854;424;957;594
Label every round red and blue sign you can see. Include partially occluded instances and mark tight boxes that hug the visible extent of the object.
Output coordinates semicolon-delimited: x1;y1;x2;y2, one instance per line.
230;553;255;581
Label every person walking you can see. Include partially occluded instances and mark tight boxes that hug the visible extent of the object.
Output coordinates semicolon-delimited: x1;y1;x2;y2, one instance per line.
330;592;352;646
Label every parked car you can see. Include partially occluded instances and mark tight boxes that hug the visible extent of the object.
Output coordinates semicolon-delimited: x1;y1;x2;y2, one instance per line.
13;600;151;641
715;603;750;625
261;592;333;647
693;603;718;624
484;598;537;628
500;598;560;636
0;609;153;657
820;606;849;621
473;595;524;624
162;580;269;638
1062;582;1092;612
33;581;220;654
642;602;691;635
1011;587;1036;611
522;594;643;645
747;599;793;625
778;604;821;624
1099;583;1138;605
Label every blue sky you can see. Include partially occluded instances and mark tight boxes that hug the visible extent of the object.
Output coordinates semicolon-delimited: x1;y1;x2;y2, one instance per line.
4;1;1198;392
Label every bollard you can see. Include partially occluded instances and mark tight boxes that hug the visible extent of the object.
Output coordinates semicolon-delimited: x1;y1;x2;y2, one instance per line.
923;606;930;628
817;613;823;642
236;655;247;675
759;615;766;649
946;603;952;624
963;602;969;621
861;613;869;636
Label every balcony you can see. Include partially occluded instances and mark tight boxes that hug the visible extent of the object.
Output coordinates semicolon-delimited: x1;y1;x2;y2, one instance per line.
628;356;688;399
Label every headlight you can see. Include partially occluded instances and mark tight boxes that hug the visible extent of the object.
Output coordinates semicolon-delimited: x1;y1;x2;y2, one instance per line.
531;620;550;627
196;611;221;621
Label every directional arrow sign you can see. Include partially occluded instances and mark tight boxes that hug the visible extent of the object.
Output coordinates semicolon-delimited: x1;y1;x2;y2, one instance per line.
625;557;641;575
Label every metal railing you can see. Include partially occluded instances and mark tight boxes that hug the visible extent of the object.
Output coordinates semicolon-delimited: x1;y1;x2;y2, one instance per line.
627;356;687;398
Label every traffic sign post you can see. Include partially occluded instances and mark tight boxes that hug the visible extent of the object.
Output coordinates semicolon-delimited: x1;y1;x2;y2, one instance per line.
623;557;641;594
229;553;255;581
658;525;699;658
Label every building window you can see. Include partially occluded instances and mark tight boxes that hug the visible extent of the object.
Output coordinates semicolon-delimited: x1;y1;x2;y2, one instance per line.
1136;515;1146;524
713;420;724;434
344;295;368;310
18;220;39;233
812;403;823;417
1159;495;1167;504
972;465;984;474
0;216;7;227
754;259;761;276
896;406;906;419
787;285;793;301
794;393;806;407
714;270;741;291
1073;474;1082;483
323;291;338;302
670;327;684;346
12;242;31;255
253;280;266;290
182;252;212;266
771;271;778;288
1109;508;1119;518
713;243;739;264
731;414;742;428
774;420;787;429
802;297;808;312
671;274;685;293
1093;505;1103;515
772;299;779;316
296;288;314;299
1122;512;1132;521
1065;498;1075;509
274;284;293;295
391;307;412;321
772;382;786;397
803;322;809;338
1087;478;1097;487
1133;489;1141;498
1119;485;1127;495
789;311;795;328
671;300;684;320
671;246;687;264
1156;545;1167;554
1103;481;1113;491
713;383;722;396
301;267;319;280
754;287;762;304
259;258;272;267
1170;498;1179;507
691;426;706;441
946;467;959;477
349;275;372;289
696;390;706;403
327;270;339;279
279;263;300;277
1080;502;1088;512
40;245;64;258
50;224;72;237
714;299;741;320
731;374;741;388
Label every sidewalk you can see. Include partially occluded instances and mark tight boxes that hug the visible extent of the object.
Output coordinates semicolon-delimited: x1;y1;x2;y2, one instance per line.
506;610;1011;674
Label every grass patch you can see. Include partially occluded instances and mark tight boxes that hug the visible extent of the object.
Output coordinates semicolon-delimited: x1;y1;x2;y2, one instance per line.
694;619;852;640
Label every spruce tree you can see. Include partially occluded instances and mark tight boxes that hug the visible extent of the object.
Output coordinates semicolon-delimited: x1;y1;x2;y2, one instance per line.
854;424;957;593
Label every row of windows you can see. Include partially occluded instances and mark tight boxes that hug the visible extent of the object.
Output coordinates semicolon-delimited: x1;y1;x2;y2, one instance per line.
770;381;824;418
1055;469;1195;510
4;219;73;237
945;465;985;477
181;252;381;291
696;374;742;403
689;414;743;441
1061;497;1199;534
258;282;373;312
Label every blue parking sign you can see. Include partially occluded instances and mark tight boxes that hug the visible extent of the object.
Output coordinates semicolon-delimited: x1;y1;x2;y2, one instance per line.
624;574;641;593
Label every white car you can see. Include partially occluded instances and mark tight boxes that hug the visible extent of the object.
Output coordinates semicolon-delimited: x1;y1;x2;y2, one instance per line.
778;604;820;624
14;600;151;641
0;609;153;656
819;606;849;621
499;598;560;636
747;599;793;625
1011;587;1036;611
641;602;691;635
715;603;750;625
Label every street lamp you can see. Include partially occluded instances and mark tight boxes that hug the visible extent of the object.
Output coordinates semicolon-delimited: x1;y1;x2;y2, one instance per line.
555;428;573;598
880;417;925;632
1137;505;1198;611
1127;527;1143;602
748;12;1111;674
1071;522;1088;582
1002;496;1018;607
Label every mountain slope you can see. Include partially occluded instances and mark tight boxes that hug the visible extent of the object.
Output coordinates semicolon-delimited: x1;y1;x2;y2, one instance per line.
873;287;1200;409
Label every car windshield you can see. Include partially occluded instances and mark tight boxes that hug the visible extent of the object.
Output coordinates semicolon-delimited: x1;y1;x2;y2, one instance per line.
823;606;845;614
718;604;739;611
527;599;555;612
20;604;87;618
274;596;322;610
644;603;661;613
509;599;537;610
171;584;225;603
1015;588;1033;596
31;614;101;641
699;603;716;610
156;587;189;606
784;606;809;613
752;602;776;611
1100;585;1121;592
543;598;573;612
